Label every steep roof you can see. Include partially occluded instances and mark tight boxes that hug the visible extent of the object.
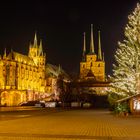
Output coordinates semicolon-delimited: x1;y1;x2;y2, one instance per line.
7;51;35;65
86;70;95;78
46;63;70;81
116;93;140;103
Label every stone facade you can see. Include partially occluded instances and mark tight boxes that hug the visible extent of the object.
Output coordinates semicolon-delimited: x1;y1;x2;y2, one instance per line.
80;25;105;81
0;33;46;106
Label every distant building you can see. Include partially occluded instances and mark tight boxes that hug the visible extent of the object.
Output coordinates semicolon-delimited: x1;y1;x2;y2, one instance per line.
78;25;110;98
45;63;70;101
80;24;105;81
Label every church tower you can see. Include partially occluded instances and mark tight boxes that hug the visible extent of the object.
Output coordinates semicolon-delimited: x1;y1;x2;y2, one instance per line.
96;31;105;81
28;33;38;58
80;32;87;79
28;33;46;66
80;25;105;81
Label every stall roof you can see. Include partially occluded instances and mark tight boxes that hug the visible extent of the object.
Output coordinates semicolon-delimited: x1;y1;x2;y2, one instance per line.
116;93;140;103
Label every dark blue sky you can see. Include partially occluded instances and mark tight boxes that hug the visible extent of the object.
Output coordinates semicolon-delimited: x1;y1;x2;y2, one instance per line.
0;0;138;75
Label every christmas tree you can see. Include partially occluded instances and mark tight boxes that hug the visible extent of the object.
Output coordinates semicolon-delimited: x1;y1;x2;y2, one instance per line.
111;3;140;96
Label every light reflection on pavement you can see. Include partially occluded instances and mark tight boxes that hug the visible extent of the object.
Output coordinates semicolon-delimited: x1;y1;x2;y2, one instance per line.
0;106;44;121
0;106;40;111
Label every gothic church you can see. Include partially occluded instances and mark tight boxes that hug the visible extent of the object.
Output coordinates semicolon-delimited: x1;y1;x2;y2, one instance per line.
80;24;105;81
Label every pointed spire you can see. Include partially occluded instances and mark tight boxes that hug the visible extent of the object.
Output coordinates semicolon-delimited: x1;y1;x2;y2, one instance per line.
58;64;61;72
82;32;86;61
83;32;86;52
44;53;46;57
98;31;102;60
29;42;32;47
58;64;62;77
39;39;43;56
34;32;37;46
11;48;13;53
28;42;31;56
103;52;104;61
90;24;95;54
3;48;6;59
11;48;14;59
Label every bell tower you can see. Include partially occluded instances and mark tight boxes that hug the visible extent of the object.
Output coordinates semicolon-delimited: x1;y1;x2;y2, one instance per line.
28;33;38;58
80;25;105;81
80;32;87;78
28;33;46;66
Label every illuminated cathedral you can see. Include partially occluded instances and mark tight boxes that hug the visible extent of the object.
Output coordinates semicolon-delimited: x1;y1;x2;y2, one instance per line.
0;34;47;106
80;24;105;81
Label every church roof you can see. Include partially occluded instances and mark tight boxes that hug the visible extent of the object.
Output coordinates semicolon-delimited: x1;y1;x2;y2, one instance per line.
46;63;59;77
116;93;140;103
46;63;70;81
7;51;35;65
86;70;95;78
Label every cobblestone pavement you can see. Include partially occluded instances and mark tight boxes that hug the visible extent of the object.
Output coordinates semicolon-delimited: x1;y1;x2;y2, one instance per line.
0;108;140;140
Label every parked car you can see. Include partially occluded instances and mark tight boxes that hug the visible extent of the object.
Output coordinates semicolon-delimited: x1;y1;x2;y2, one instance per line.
83;102;92;108
45;101;56;107
20;100;45;107
71;102;81;107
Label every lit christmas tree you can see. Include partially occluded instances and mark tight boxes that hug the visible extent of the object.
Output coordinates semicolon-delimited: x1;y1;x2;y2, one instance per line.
111;3;140;96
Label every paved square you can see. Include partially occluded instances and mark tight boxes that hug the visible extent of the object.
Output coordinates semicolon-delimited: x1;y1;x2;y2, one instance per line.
0;108;140;140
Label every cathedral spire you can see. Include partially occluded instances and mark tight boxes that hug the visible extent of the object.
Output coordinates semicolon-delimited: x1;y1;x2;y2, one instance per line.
103;52;104;61
98;31;102;60
82;32;86;61
58;64;62;77
34;32;37;46
39;39;43;56
11;48;13;53
3;48;6;59
90;24;95;54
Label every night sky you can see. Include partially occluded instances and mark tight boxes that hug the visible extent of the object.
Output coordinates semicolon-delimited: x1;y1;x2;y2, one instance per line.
0;0;138;76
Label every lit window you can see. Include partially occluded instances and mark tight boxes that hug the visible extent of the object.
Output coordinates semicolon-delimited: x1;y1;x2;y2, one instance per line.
134;98;140;110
